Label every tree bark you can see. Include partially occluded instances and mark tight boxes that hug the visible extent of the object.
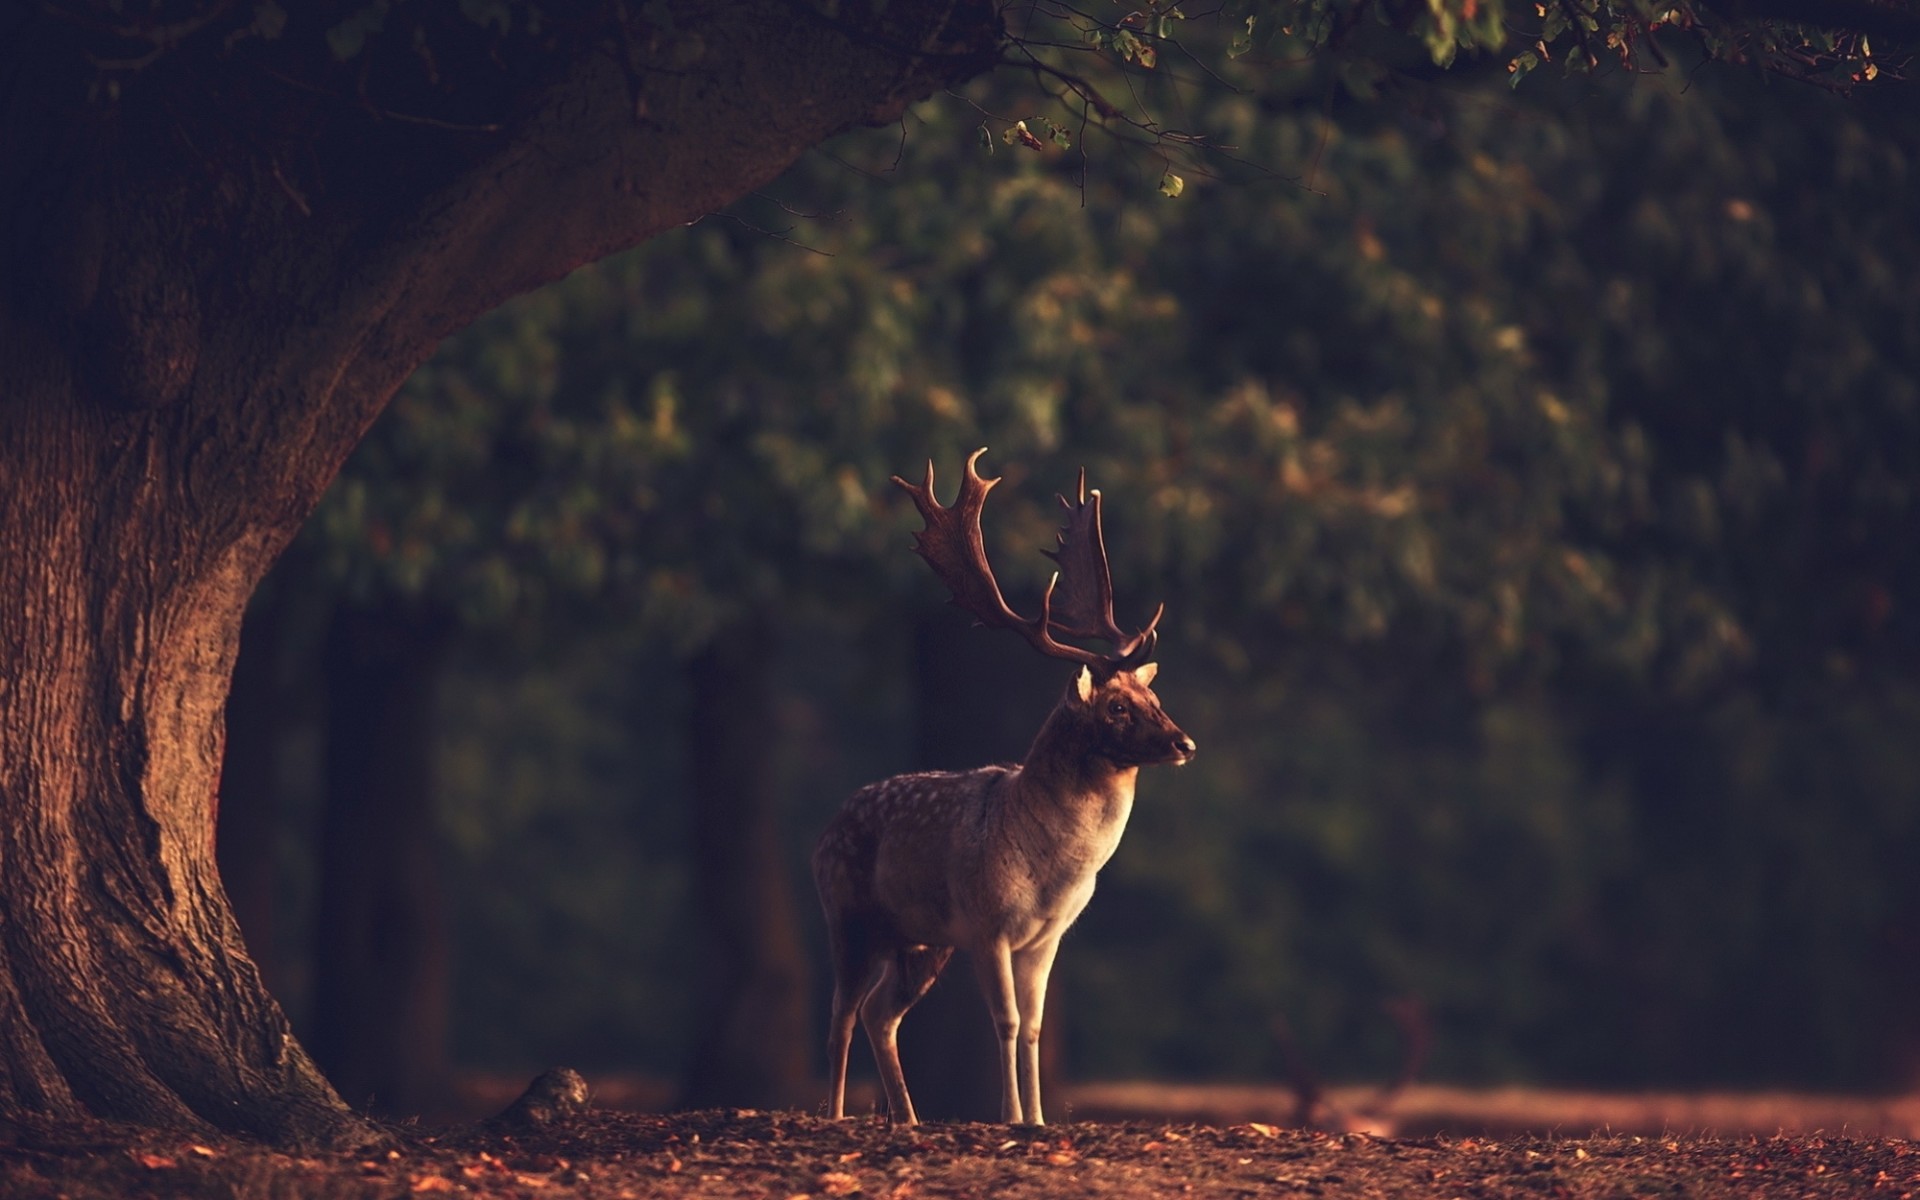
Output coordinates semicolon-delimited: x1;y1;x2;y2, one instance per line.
308;603;452;1117
0;0;1000;1141
678;616;813;1110
0;370;359;1146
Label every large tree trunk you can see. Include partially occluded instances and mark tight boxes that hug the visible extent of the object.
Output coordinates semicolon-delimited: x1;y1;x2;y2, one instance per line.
0;386;360;1146
678;616;813;1110
0;1;999;1142
308;604;452;1117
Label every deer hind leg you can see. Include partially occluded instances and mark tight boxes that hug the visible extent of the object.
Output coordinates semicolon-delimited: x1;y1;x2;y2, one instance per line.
1012;937;1063;1126
825;920;887;1120
859;945;952;1126
825;975;875;1120
971;938;1024;1124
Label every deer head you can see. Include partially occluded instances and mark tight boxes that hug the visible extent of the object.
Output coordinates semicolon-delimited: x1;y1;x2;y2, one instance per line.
893;448;1191;768
1069;659;1195;767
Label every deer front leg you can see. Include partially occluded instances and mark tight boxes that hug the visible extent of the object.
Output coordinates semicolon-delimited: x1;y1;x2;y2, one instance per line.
972;938;1024;1123
1012;937;1063;1126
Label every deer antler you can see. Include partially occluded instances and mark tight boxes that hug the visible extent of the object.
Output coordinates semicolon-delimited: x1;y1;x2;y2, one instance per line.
1043;468;1162;668
892;449;1160;671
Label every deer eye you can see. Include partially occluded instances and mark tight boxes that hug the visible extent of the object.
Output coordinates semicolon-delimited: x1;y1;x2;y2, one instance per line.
1107;700;1130;718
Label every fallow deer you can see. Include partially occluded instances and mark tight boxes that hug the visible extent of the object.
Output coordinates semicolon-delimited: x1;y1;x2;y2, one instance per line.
813;449;1195;1126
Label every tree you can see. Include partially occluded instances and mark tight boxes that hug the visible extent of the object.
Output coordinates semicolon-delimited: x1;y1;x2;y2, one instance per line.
2;0;1913;1147
0;0;999;1145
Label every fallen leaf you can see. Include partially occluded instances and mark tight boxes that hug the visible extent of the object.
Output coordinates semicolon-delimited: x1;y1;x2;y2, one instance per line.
818;1170;862;1195
1247;1123;1280;1138
133;1153;177;1170
409;1175;457;1193
1046;1151;1079;1166
186;1144;218;1158
839;1151;864;1163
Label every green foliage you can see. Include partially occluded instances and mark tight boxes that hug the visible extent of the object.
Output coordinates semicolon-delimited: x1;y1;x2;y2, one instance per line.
294;25;1920;1089
1006;0;1907;203
1211;0;1897;85
1213;0;1513;69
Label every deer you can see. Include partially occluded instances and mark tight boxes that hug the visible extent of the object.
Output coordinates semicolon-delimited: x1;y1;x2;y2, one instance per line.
812;448;1196;1127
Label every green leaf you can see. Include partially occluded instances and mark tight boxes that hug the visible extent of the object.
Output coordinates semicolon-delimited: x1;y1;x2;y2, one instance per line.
1228;15;1255;58
326;1;389;60
250;0;287;39
1422;0;1460;66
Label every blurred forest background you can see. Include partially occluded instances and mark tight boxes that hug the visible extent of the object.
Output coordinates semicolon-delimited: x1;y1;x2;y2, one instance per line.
214;30;1920;1121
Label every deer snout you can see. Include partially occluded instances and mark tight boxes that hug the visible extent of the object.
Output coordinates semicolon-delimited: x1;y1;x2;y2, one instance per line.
1168;731;1197;764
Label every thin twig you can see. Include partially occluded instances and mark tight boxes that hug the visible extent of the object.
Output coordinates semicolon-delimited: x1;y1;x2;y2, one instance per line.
709;210;835;257
750;190;837;221
1006;47;1124;119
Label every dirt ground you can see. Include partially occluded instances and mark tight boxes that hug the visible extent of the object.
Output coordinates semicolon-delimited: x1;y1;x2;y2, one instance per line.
4;1104;1917;1200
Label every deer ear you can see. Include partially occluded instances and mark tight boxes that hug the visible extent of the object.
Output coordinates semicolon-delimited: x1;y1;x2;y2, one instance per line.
1076;666;1095;704
1132;662;1159;686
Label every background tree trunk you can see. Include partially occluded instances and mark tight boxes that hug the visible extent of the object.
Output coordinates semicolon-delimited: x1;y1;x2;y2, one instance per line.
218;582;296;1002
677;615;813;1109
308;603;453;1117
895;614;1066;1121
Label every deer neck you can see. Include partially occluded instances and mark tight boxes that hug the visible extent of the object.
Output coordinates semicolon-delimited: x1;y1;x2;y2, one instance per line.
1012;701;1138;821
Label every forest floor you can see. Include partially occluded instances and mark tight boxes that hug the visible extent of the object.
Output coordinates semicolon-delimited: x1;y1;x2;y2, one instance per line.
4;1102;1918;1200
